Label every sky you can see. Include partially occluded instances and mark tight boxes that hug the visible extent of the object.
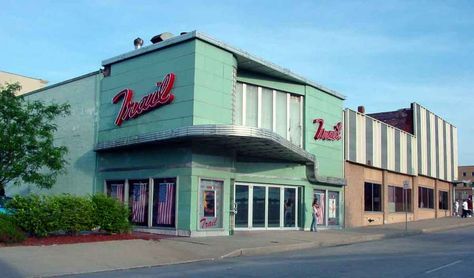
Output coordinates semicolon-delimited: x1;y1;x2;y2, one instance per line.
1;0;473;164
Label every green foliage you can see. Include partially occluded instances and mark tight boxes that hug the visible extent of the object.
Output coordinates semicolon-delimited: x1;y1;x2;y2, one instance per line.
0;214;26;244
7;194;131;237
0;82;70;192
7;195;60;237
92;194;131;234
53;195;95;234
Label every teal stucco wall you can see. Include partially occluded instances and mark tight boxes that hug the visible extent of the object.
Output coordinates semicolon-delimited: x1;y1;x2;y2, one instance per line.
7;72;101;196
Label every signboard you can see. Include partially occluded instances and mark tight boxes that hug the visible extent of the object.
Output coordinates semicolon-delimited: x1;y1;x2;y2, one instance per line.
403;180;410;189
112;73;176;126
313;119;342;141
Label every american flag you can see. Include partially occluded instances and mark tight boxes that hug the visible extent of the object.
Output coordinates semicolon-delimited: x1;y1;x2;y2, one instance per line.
111;184;124;203
132;183;147;223
156;183;174;225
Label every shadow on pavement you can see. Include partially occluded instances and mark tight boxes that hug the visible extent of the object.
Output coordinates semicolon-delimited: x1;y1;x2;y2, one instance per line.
0;259;23;278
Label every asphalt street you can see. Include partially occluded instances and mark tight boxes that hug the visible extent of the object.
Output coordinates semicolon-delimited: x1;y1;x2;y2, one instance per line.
64;226;474;278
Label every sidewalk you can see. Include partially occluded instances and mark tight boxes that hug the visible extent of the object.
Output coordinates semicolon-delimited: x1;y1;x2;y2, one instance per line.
1;216;473;277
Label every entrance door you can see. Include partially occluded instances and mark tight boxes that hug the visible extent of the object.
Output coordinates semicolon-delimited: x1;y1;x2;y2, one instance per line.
314;190;326;225
328;191;339;226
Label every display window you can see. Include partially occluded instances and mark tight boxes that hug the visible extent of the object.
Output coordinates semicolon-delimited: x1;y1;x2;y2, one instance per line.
199;179;223;230
234;183;299;230
106;180;125;203
153;178;176;227
129;179;149;226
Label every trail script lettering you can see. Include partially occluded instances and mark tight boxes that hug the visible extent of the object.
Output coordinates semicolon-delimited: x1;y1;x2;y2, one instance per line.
112;73;176;126
313;118;342;141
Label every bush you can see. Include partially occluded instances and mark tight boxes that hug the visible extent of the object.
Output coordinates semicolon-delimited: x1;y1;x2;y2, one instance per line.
7;195;60;237
92;194;131;234
0;214;26;244
7;194;131;237
53;195;95;235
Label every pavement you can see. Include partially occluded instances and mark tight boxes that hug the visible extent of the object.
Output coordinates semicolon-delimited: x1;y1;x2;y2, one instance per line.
1;216;474;278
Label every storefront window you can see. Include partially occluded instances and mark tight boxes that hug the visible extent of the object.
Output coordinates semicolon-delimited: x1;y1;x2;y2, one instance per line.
199;179;223;230
252;186;266;228
106;180;125;203
152;178;176;228
267;187;281;227
235;185;249;228
364;182;382;211
439;191;449;210
284;188;296;227
418;186;434;209
129;179;149;226
388;186;412;212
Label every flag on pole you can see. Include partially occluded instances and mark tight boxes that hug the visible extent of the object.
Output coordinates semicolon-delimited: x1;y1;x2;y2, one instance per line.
132;183;147;223
156;183;174;225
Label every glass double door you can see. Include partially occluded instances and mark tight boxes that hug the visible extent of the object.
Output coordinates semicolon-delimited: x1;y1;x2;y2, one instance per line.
235;183;298;229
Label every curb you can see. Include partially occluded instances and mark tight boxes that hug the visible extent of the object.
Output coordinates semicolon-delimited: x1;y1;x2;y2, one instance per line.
44;258;215;278
220;222;474;259
221;234;386;259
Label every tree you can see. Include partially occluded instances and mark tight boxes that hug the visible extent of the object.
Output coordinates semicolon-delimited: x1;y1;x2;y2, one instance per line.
0;83;70;195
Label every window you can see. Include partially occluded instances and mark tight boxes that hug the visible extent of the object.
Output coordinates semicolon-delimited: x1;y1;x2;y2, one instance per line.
234;82;303;147
471;172;474;176
106;180;125;203
199;179;223;230
364;182;382;211
463;172;466;176
439;191;449;210
388;186;412;212
418;186;434;209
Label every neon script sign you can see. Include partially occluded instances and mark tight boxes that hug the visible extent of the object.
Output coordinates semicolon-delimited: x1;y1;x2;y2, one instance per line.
112;73;176;126
313;118;342;141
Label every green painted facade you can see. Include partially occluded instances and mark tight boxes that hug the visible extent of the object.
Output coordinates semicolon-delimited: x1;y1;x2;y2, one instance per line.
9;33;345;236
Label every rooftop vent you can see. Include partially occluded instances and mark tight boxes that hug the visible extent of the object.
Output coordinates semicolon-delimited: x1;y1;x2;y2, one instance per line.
150;32;174;44
133;37;144;50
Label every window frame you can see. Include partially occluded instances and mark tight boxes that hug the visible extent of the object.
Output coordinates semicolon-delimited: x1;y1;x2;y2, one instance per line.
388;185;412;212
439;191;449;210
364;182;382;212
418;186;434;209
235;81;303;147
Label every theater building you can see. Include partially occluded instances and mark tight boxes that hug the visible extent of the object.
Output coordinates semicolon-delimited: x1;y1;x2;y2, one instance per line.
8;31;346;236
344;104;458;227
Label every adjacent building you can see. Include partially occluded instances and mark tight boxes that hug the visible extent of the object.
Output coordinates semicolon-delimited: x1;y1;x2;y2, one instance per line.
0;70;47;95
8;31;346;236
344;104;458;227
456;166;474;202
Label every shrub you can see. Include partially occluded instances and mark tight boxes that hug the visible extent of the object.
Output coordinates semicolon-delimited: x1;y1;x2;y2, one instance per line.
7;194;131;237
0;214;26;244
53;195;95;235
7;195;60;237
92;194;131;234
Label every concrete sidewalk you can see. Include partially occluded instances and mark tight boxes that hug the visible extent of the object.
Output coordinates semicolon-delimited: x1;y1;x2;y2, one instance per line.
1;216;473;277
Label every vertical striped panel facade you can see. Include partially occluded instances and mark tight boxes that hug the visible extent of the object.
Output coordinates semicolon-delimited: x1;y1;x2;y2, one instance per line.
412;103;458;182
344;109;417;176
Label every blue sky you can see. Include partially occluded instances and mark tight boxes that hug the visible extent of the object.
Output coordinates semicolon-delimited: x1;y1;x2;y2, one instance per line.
1;0;473;164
